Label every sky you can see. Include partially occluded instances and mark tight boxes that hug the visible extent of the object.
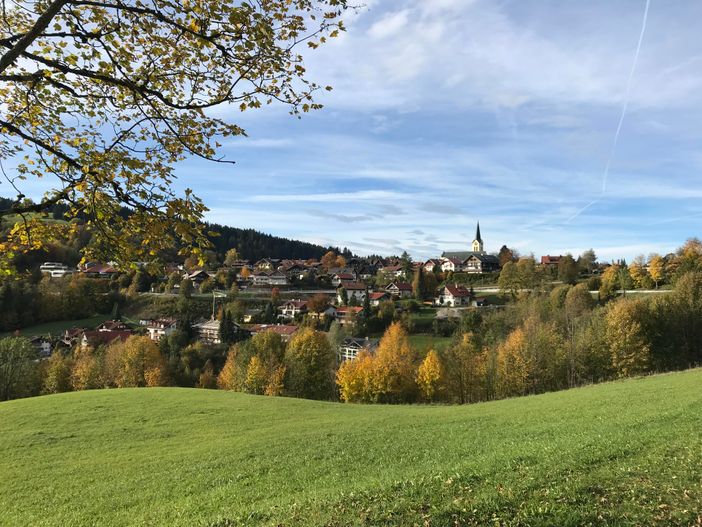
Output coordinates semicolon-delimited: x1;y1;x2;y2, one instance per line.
10;0;702;262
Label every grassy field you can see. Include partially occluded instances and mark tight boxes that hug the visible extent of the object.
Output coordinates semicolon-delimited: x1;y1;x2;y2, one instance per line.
0;314;112;338
1;371;701;526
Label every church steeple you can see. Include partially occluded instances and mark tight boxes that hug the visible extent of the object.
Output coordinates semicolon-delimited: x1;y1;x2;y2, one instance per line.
472;221;484;253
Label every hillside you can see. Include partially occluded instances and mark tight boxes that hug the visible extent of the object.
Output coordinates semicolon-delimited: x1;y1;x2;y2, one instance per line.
1;371;701;527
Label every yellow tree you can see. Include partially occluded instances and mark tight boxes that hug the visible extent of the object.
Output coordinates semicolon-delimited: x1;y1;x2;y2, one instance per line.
265;366;287;397
416;349;445;402
372;322;417;403
648;254;665;289
240;267;251;280
496;327;531;398
244;356;268;395
42;351;72;394
628;255;650;289
599;265;620;302
115;336;168;388
71;348;102;391
605;299;651;377
0;1;348;273
336;350;376;403
217;349;240;391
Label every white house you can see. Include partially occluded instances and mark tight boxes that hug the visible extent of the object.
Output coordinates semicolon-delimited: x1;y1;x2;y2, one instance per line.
279;300;308;320
143;318;178;341
435;284;472;306
338;337;379;362
385;282;413;299
337;282;367;304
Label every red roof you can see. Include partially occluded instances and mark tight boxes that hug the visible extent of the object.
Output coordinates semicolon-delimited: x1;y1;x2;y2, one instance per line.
340;282;367;290
444;284;471;297
250;324;298;336
82;330;132;346
541;255;562;265
369;292;389;300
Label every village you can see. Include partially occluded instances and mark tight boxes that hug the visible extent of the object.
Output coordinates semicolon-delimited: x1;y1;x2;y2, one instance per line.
19;223;625;365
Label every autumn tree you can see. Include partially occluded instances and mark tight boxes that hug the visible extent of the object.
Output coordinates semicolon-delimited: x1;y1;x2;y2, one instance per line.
496;327;531;398
557;254;579;285
416;349;445;402
648;254;666;289
42;351;72;394
0;0;348;273
197;360;217;389
71;348;102;390
439;333;487;404
604;299;651;378
217;348;240;391
224;248;240;267
285;327;336;400
244;356;267;395
372;322;417;403
336;350;375;403
498;245;517;266
599;265;620;302
108;336;168;388
307;293;330;314
498;261;519;298
628;255;651;289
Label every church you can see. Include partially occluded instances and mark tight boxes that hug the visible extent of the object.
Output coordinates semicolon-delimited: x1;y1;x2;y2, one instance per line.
440;222;500;274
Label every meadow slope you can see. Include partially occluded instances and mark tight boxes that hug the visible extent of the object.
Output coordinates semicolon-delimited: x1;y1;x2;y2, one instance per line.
1;370;701;526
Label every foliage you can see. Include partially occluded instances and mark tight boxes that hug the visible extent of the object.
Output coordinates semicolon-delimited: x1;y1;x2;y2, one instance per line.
285;328;335;400
605;299;651;377
42;351;72;394
0;336;38;400
416;349;445;402
0;0;348;272
105;335;168;388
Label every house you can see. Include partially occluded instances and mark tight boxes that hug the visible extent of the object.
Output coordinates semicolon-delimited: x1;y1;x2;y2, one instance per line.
80;329;132;349
81;263;119;278
251;270;289;287
424;259;442;273
142;318;178;341
279;300;308;320
29;336;53;358
540;255;563;266
338;337;379;362
337;282;367;304
335;306;363;326
385;282;413;299
39;262;74;278
96;320;130;332
380;264;405;278
440;257;464;273
435;284;472;306
193;318;228;345
368;291;391;306
254;258;279;271
248;324;298;342
463;253;500;274
185;269;212;286
331;272;356;287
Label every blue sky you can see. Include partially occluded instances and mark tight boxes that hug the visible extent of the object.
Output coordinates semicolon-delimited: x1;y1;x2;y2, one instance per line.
13;0;702;261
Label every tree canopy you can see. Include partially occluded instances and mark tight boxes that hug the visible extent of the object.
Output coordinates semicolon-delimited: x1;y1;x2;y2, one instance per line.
0;0;348;272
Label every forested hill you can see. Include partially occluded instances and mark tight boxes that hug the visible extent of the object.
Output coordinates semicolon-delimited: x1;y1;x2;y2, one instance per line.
205;222;350;261
1;196;352;262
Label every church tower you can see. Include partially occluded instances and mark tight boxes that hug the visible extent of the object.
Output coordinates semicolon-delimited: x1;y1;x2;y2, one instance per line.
471;221;484;253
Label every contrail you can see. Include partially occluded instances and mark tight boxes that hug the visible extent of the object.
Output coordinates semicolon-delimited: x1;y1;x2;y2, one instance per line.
567;0;651;223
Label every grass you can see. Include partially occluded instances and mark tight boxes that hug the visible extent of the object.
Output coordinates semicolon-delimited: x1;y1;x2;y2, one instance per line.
1;370;701;526
0;314;112;338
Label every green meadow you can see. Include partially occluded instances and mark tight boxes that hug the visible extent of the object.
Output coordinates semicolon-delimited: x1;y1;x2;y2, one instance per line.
1;369;701;526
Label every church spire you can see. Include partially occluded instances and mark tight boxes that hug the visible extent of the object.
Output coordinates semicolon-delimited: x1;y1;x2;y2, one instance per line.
472;221;484;253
